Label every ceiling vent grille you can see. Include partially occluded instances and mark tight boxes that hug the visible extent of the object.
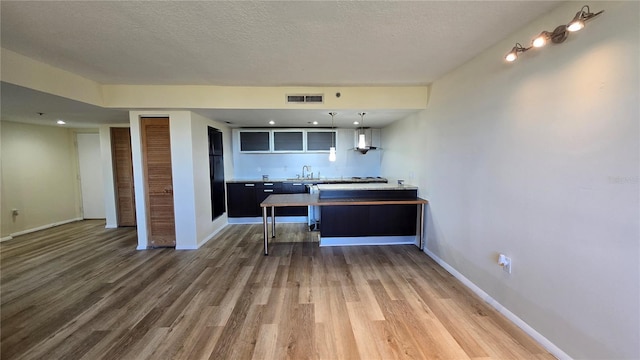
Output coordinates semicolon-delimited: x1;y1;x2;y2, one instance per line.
286;94;324;104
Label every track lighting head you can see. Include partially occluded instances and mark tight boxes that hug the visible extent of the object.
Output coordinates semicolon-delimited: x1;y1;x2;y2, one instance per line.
532;31;551;48
568;5;604;32
505;43;530;62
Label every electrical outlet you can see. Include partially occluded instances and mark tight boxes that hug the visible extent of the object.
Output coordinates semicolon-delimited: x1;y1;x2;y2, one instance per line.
498;253;512;274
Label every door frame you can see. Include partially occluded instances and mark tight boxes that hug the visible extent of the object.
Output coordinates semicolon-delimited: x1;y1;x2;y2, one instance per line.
140;117;176;247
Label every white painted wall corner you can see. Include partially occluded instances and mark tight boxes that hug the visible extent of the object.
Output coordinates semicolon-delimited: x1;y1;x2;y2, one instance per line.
423;248;572;360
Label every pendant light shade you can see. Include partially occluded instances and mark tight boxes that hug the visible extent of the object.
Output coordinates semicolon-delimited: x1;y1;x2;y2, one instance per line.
329;112;337;162
357;113;367;149
329;147;336;162
357;134;366;149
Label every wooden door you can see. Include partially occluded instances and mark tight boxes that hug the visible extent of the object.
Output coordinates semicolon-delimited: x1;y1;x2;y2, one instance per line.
111;128;136;226
141;117;176;247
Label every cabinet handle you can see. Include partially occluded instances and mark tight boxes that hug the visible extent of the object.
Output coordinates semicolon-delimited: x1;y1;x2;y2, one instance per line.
293;183;303;186
263;189;274;192
263;183;274;186
244;183;255;187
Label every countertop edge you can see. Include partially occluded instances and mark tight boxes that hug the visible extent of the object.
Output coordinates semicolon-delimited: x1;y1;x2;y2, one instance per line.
226;178;389;184
316;183;418;191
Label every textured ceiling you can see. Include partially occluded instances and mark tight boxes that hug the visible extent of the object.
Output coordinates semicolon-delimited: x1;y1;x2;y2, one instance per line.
1;1;563;126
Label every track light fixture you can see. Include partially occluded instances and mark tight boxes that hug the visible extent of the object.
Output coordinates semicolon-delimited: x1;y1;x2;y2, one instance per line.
504;5;603;63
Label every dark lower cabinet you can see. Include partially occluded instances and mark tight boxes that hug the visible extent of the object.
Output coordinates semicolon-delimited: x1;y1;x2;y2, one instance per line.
227;183;258;217
368;205;417;236
320;204;417;237
227;181;308;217
277;182;307;216
320;205;370;237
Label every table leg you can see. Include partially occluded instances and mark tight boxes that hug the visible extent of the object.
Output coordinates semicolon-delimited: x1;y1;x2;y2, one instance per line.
263;207;269;256
419;203;425;251
271;206;276;238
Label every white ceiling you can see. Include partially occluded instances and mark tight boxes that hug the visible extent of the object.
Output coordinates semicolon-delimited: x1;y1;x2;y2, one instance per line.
0;1;563;127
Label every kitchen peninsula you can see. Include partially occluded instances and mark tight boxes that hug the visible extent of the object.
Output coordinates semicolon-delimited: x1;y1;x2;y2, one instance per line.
260;183;427;255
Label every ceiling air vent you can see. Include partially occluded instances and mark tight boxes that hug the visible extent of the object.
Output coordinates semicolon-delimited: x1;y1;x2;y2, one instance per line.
286;94;324;104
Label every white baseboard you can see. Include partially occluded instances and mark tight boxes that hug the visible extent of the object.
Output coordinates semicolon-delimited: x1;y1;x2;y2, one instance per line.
195;224;226;249
423;248;571;360
0;236;13;242
7;217;83;240
105;224;118;229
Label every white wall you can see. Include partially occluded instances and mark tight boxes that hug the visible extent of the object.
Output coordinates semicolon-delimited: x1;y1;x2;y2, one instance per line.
191;112;233;248
381;2;639;359
232;128;382;180
76;132;105;218
0;121;82;238
129;111;233;250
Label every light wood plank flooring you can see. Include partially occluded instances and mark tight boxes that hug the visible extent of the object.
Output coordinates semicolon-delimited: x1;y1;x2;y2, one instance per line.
1;220;555;359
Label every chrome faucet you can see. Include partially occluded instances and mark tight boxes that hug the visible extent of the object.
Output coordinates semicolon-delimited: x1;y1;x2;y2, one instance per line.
302;165;311;179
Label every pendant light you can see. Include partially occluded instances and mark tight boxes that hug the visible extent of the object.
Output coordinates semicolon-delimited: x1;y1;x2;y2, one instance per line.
328;112;337;162
357;112;367;149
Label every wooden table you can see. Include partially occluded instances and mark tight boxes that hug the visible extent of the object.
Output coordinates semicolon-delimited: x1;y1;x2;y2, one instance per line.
260;193;428;255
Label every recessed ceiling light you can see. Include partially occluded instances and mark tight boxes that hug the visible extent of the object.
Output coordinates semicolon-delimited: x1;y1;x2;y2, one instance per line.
268;120;275;125
312;121;318;125
353;121;359;125
56;120;66;125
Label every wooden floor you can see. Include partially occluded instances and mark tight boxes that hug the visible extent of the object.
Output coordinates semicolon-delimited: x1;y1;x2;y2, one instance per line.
1;220;554;360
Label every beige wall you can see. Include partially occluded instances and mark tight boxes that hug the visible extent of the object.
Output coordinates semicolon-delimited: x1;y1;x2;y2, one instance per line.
1;121;82;238
2;49;429;112
381;1;639;359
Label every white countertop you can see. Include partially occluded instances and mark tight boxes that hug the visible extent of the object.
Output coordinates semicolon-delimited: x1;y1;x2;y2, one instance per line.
316;183;417;191
227;177;388;184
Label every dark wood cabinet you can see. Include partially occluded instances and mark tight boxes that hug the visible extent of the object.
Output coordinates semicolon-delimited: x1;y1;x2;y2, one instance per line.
320;205;416;237
227;183;259;217
278;182;307;216
320;189;418;237
256;182;280;216
368;205;417;236
227;181;308;217
320;205;370;237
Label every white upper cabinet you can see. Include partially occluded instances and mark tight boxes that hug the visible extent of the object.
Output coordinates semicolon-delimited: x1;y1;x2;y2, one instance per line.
239;130;270;152
273;130;304;152
236;129;337;153
306;130;336;152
